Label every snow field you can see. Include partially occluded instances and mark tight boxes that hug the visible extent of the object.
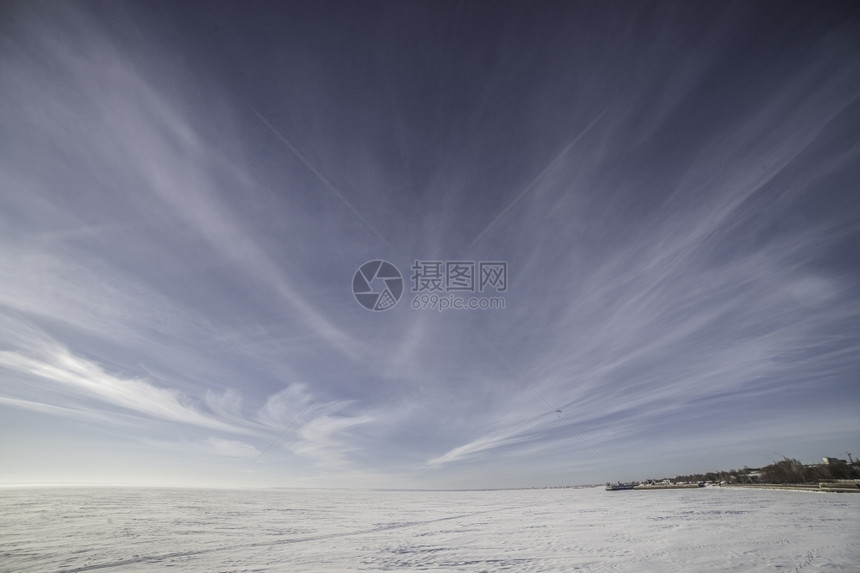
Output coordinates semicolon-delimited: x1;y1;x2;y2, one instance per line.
1;486;858;572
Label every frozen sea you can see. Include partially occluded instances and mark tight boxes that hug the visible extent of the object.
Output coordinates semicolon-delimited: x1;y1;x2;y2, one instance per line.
1;486;858;572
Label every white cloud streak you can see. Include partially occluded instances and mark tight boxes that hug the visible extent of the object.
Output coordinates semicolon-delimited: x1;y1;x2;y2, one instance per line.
0;336;248;436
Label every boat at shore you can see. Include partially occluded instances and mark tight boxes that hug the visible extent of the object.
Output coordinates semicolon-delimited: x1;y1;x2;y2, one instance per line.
605;482;636;491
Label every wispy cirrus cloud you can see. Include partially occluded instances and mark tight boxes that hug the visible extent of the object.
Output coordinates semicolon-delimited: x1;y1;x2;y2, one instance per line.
0;329;250;436
257;383;379;467
2;1;858;487
0;1;364;363
421;50;860;471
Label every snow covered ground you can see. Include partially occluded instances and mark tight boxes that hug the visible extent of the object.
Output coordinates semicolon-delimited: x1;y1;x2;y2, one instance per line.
1;486;858;572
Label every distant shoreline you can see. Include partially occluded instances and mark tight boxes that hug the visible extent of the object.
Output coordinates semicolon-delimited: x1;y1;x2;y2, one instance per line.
721;483;860;493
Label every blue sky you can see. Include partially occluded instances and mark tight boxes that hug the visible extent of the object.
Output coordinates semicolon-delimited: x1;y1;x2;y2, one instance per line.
1;1;858;488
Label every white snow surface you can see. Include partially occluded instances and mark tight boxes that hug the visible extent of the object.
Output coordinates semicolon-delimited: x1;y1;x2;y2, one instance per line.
1;486;858;572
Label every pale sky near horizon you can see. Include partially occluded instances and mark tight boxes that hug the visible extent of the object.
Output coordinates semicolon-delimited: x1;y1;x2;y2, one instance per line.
1;1;859;489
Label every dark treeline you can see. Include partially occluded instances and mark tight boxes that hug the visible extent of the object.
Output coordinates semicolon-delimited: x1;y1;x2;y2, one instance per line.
673;458;860;485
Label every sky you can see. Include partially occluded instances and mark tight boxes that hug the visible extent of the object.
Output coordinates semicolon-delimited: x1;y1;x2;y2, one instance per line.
1;1;858;489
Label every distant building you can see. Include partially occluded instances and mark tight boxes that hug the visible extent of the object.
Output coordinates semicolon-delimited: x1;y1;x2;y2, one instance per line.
822;457;847;465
